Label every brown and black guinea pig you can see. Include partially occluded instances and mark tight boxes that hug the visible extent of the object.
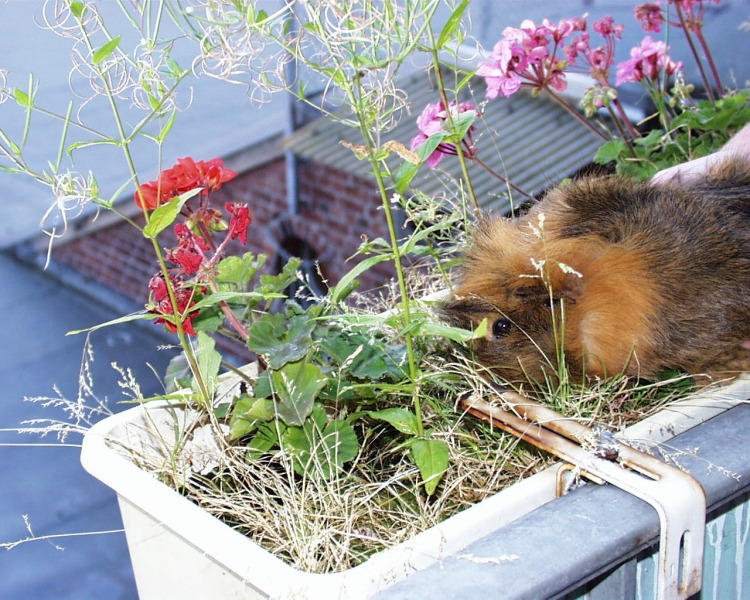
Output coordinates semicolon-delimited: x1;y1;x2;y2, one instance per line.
441;157;750;384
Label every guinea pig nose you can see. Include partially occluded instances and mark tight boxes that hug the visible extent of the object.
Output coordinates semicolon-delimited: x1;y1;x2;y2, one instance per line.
492;317;512;339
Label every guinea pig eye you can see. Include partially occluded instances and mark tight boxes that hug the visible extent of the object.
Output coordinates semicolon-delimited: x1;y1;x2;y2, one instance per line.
492;318;512;339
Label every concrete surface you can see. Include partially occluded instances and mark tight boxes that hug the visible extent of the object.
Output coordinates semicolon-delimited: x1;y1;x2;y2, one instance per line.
0;252;174;599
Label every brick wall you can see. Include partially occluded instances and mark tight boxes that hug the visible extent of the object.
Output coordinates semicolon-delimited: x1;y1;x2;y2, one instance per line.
53;156;398;310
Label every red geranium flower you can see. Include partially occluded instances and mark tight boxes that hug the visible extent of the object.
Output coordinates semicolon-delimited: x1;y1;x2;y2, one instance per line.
134;157;237;210
148;273;201;336
225;202;252;245
168;223;208;275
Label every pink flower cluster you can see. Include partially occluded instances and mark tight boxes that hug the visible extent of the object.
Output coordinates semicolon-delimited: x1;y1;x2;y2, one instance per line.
477;17;586;98
634;1;720;33
634;3;665;32
564;16;624;85
615;36;682;85
410;100;478;168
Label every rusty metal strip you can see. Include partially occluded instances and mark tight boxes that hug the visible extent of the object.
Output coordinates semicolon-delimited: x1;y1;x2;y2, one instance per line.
461;389;706;600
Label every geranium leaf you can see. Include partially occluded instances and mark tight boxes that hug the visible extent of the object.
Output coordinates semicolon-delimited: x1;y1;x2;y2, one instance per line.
410;439;450;495
230;396;275;440
272;360;327;426
248;312;315;369
594;139;626;165
282;409;359;477
216;252;265;289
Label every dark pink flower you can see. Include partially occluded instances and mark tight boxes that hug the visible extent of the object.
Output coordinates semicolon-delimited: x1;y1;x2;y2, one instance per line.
593;16;624;39
225;203;252;245
410;100;478;168
634;3;665;32
615;36;682;85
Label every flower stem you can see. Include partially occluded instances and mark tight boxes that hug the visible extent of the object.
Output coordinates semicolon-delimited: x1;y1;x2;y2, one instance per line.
470;155;534;201
350;81;423;437
694;27;724;97
606;105;636;158
674;4;715;102
427;29;480;218
77;17;211;406
543;87;609;142
612;97;640;140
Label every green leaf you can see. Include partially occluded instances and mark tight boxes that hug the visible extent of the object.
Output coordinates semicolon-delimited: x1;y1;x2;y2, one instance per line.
192;332;222;399
368;408;419;436
257;257;301;295
13;88;31;108
282;408;359;478
246;422;282;459
593;139;626;165
330;254;392;304
93;36;121;65
66;311;155;335
271;360;328;426
216;252;265;289
67;138;120;157
230;396;275;439
142;187;201;239
248;312;315;369
70;1;85;19
394;130;450;194
158;110;177;143
414;317;488;343
436;0;469;48
410;439;450;495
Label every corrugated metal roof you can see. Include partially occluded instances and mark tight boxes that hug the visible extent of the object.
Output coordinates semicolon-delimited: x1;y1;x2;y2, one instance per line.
286;69;604;213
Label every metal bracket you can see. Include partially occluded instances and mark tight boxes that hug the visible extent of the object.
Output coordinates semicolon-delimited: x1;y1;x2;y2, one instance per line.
461;389;706;600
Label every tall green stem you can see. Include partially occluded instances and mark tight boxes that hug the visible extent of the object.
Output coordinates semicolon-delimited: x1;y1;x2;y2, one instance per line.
350;79;423;437
427;31;480;217
77;16;211;406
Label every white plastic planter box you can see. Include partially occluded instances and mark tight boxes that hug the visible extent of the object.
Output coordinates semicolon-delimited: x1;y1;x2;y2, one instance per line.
81;374;750;600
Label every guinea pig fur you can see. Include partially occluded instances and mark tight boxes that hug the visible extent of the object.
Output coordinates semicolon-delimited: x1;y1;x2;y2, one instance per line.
442;157;750;384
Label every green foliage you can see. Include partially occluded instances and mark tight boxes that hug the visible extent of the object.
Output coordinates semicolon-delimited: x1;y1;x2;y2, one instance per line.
595;91;750;179
142;188;202;238
282;405;359;478
409;438;450;495
269;359;328;426
247;311;315;369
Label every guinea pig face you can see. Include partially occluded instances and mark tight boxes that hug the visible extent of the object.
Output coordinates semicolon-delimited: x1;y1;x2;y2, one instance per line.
440;215;588;383
441;278;566;384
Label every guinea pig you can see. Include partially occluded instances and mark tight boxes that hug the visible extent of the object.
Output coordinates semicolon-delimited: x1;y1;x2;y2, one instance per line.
442;157;750;384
